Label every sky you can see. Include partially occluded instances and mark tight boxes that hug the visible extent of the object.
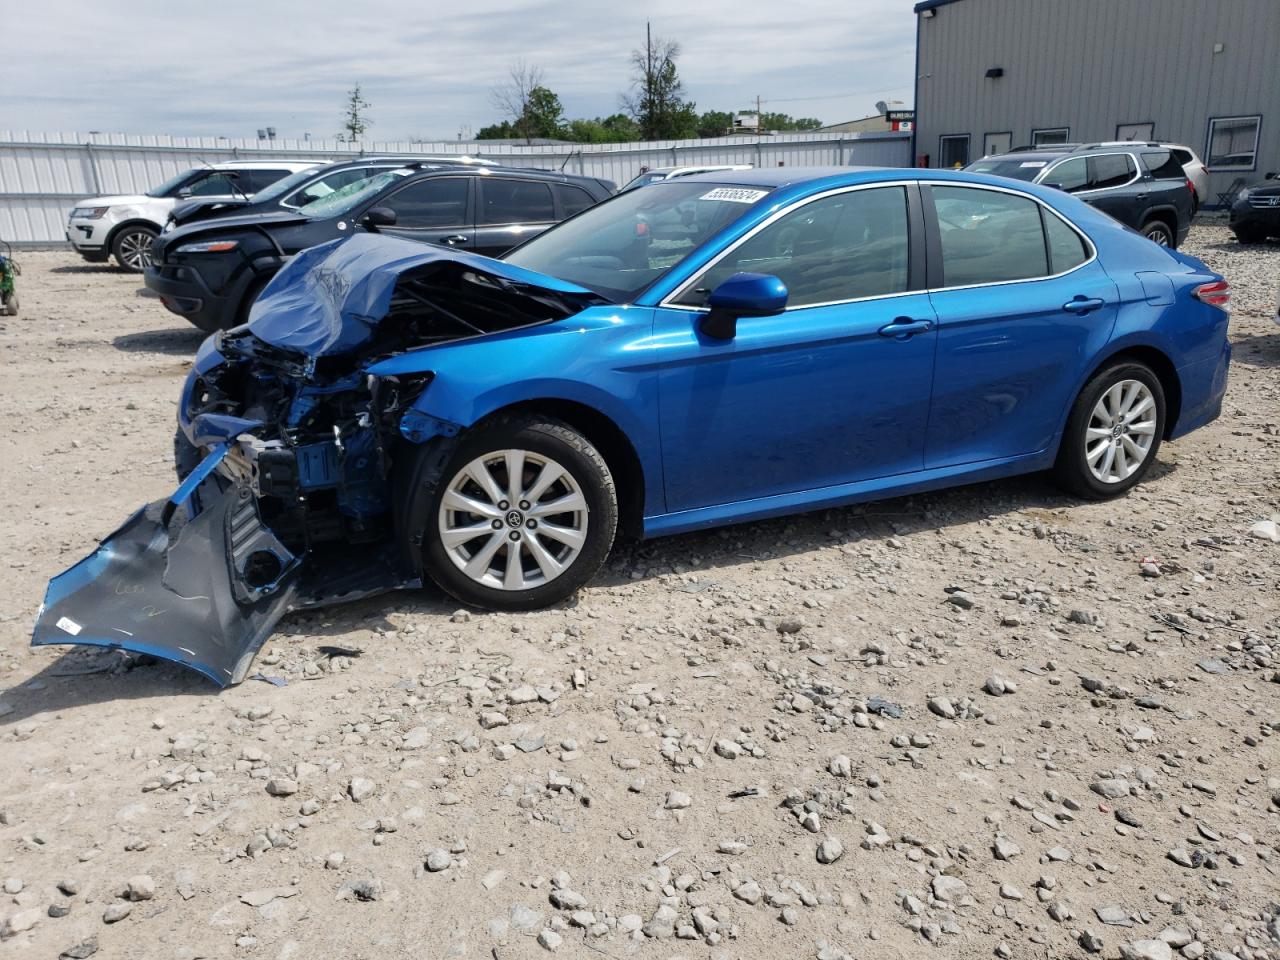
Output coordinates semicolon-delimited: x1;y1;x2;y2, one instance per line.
3;0;919;142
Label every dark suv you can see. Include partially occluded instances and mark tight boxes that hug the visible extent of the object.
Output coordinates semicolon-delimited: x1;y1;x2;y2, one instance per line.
146;165;615;332
966;144;1194;247
1228;172;1280;243
165;155;503;229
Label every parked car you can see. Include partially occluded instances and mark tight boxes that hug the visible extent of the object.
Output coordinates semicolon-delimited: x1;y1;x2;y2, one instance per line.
1227;172;1280;243
966;144;1195;247
37;167;1232;685
145;164;614;332
66;161;315;271
620;164;753;191
1087;141;1209;211
165;156;500;229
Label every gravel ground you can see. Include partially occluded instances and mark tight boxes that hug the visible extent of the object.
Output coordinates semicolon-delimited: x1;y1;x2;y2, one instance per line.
0;223;1277;960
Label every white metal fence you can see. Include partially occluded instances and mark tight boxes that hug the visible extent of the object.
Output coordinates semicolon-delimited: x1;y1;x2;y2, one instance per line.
0;130;911;245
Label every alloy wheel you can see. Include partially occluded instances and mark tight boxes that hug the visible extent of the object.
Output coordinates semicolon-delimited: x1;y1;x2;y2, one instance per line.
1085;379;1157;484
118;230;155;270
437;449;589;591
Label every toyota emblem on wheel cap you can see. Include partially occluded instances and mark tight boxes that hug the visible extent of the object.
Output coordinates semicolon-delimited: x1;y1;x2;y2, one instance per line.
506;510;524;528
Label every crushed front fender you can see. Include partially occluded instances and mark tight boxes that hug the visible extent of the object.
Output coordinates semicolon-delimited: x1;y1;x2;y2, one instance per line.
33;477;300;688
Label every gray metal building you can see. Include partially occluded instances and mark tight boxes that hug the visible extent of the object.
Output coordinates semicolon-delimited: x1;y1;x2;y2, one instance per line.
912;0;1279;204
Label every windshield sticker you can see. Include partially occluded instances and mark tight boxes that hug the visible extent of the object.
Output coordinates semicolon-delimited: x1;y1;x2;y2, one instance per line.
1019;161;1048;168
699;187;768;204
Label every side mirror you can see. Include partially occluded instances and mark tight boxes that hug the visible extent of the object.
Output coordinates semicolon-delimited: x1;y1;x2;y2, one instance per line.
699;272;788;340
360;207;397;231
177;187;193;198
1041;181;1064;191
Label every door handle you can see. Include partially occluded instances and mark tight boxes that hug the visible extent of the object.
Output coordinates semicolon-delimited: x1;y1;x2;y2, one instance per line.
1062;296;1105;314
440;235;469;245
878;318;933;339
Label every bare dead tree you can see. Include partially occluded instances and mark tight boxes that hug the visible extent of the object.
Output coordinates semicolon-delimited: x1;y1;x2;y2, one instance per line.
489;60;546;144
622;23;692;140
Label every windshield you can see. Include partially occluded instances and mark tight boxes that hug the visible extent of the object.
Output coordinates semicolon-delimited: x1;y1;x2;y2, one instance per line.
504;180;772;301
301;170;411;219
243;165;324;204
147;168;201;198
964;157;1060;182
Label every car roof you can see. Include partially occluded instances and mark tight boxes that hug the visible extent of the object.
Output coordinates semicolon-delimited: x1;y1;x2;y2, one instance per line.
211;160;315;170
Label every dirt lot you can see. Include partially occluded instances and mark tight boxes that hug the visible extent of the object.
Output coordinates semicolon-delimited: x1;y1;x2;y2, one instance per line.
0;224;1277;960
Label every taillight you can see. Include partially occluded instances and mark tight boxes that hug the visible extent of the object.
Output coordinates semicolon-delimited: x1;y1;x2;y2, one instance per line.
1186;178;1196;198
1194;279;1231;309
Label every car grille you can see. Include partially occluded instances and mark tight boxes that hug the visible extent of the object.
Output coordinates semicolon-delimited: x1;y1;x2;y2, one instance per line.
1248;194;1280;209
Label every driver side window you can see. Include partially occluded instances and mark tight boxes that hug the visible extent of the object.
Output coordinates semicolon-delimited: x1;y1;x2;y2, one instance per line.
675;186;911;308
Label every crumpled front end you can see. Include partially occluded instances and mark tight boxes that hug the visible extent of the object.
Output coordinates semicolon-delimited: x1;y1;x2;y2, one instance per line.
36;233;598;687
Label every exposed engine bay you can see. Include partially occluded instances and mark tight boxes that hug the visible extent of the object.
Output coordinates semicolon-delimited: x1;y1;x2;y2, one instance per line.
32;235;599;686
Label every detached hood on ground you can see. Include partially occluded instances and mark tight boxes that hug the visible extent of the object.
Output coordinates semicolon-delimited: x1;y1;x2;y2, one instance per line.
246;232;600;358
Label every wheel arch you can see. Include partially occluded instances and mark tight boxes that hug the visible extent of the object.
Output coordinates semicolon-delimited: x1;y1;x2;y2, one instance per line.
1079;344;1183;438
1139;206;1178;241
105;217;162;252
470;398;647;538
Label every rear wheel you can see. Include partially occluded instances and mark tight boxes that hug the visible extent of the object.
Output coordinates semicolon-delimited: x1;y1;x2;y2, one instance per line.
418;417;617;610
1140;219;1173;247
1053;362;1165;500
112;225;158;272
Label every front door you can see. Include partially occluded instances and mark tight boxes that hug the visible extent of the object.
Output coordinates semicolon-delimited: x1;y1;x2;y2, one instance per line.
923;183;1120;467
377;176;475;250
655;184;938;513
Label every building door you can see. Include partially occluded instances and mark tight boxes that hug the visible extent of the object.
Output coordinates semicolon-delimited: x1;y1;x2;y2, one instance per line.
939;135;970;168
983;132;1012;157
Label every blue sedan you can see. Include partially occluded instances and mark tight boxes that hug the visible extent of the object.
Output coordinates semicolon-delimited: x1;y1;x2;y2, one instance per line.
34;167;1232;685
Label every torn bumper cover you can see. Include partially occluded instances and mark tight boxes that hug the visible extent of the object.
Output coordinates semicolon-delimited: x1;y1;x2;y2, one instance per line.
32;445;306;687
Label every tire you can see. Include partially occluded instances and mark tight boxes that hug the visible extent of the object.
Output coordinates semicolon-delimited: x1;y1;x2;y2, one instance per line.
417;416;617;610
2;293;16;316
1140;219;1173;247
1053;361;1165;500
1233;227;1267;244
112;225;158;272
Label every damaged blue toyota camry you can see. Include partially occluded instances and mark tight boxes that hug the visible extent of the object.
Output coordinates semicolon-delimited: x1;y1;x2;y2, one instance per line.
34;167;1232;685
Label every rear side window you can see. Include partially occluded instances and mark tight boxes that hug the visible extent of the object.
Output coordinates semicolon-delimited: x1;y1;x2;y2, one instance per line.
1169;148;1193;165
556;184;596;217
481;179;556;225
1140;151;1185;179
1044;213;1089;274
383;177;469;228
187;171;243;196
1088;154;1137;189
932;186;1048;286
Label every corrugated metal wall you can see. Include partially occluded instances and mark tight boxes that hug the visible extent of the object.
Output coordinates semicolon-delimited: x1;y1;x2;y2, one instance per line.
914;0;1280;204
0;131;911;244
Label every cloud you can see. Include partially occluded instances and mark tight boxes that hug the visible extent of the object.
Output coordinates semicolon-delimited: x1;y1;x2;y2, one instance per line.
4;0;918;139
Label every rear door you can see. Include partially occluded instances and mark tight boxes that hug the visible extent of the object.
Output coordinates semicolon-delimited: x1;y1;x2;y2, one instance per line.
377;176;475;250
923;183;1119;468
1080;153;1141;226
474;177;558;255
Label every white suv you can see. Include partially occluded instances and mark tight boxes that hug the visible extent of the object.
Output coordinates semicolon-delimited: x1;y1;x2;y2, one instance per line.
66;160;315;271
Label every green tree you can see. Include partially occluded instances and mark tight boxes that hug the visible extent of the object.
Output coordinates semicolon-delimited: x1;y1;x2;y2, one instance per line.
490;61;568;144
696;110;733;138
475;121;517;140
624;24;698;140
522;86;566;140
339;84;372;142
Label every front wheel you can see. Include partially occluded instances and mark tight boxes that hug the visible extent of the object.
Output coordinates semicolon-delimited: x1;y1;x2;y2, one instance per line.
418;417;617;610
1140;220;1173;247
1233;227;1267;244
112;226;158;272
1053;362;1165;500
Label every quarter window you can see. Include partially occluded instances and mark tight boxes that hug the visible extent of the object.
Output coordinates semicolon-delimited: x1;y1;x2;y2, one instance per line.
676;186;911;308
1205;116;1261;170
383;177;469;228
1139;150;1186;180
1044;213;1089;274
480;179;556;225
932;186;1048;287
